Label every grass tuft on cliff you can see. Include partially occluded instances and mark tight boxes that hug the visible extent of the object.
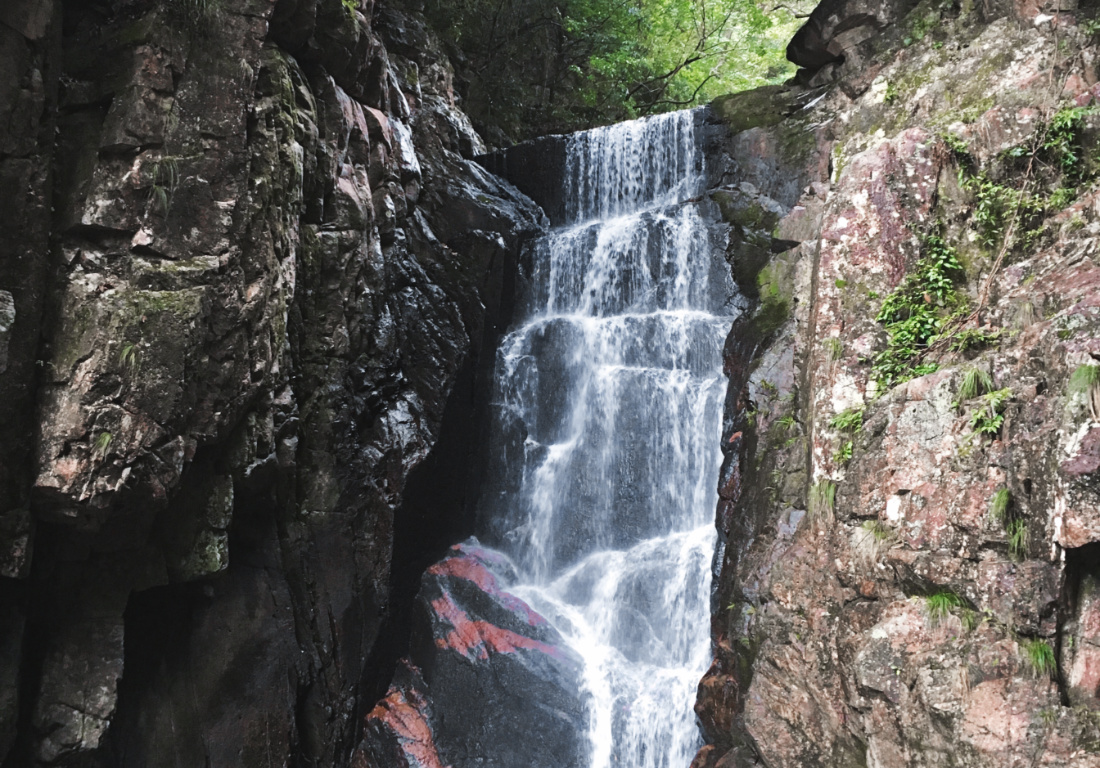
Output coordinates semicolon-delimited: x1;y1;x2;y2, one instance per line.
989;488;1011;523
924;591;965;626
1019;638;1056;677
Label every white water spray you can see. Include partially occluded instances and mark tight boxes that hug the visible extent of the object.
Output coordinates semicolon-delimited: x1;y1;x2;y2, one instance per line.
484;109;736;768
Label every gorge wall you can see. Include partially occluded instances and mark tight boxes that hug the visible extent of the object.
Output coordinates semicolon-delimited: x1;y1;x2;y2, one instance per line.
695;0;1100;765
0;0;545;765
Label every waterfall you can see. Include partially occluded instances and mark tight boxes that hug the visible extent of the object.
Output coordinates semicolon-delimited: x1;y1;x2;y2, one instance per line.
481;109;738;768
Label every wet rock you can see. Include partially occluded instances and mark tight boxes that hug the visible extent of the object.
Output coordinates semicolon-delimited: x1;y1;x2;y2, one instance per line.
355;541;588;768
0;0;545;764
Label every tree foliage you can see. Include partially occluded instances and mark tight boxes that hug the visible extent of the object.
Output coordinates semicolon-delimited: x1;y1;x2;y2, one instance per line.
422;0;805;141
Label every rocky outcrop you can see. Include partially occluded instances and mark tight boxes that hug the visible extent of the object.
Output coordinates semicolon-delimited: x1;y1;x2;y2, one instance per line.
0;0;543;765
698;2;1100;767
354;541;587;768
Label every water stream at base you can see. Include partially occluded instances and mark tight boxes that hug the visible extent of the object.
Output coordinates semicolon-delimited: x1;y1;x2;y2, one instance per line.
482;108;738;768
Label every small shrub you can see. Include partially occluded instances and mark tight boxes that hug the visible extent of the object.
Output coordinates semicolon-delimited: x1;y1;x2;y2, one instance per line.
871;235;966;389
1048;186;1077;211
942;132;970;158
949;328;1001;353
1020;638;1056;677
1042;106;1096;181
969;387;1012;437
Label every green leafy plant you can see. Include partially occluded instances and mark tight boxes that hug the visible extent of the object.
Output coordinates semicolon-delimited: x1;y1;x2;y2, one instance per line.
1042;106;1096;181
829;406;865;433
809;479;837;518
824;337;844;361
949;328;1001;353
1019;638;1056;677
93;431;113;460
776;414;797;432
872;236;966;389
1069;363;1100;420
925;590;965;625
883;81;900;104
834;440;853;465
1007;518;1029;559
990;487;1011;524
969;387;1012;436
1048;186;1077;211
941;132;970;158
963;172;1019;248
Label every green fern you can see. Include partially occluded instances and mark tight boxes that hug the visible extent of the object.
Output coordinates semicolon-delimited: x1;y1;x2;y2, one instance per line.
833;440;854;465
829;406;864;433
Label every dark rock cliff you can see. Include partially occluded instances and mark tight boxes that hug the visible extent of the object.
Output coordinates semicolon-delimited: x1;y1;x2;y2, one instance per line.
0;0;544;765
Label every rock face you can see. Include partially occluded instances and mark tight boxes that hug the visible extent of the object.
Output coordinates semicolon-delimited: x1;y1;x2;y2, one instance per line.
354;541;587;768
697;1;1100;767
0;0;543;765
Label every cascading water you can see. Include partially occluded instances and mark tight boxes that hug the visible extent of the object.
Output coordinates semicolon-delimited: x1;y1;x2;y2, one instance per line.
481;109;738;768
